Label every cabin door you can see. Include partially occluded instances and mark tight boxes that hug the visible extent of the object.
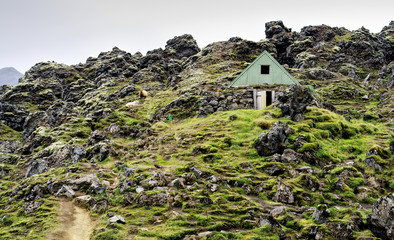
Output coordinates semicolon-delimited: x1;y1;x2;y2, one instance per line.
256;90;266;110
255;90;275;110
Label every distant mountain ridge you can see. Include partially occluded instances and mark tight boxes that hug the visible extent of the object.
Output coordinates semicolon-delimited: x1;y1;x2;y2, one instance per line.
0;67;23;85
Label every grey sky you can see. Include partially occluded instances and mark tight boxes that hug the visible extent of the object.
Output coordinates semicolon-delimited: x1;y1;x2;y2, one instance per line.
1;0;393;73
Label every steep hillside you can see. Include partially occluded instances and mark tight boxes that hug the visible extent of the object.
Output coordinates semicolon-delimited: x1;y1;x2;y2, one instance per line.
0;21;393;240
0;67;23;86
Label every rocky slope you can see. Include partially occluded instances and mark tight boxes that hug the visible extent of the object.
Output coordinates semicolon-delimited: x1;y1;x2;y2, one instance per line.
0;67;23;86
0;22;393;240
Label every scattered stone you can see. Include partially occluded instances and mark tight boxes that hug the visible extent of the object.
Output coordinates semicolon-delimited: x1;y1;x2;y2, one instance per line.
55;185;75;198
198;231;212;237
22;201;43;214
136;186;144;193
113;161;125;170
74;195;93;208
90;182;106;195
366;157;383;171
270;206;286;217
239;162;252;169
69;174;100;190
171;178;185;189
108;215;126;224
124;167;134;177
92;199;108;213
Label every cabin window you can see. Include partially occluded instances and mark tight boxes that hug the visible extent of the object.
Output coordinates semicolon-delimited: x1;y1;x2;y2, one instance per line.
261;65;270;74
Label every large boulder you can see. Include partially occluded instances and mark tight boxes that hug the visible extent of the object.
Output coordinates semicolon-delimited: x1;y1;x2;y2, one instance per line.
265;21;291;39
276;84;320;122
255;121;290;156
367;193;394;239
164;34;200;60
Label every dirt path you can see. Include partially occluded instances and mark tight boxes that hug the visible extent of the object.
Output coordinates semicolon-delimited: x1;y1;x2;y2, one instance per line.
46;199;96;240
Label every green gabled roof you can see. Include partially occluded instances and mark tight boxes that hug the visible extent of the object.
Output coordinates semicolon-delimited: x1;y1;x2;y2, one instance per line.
228;50;299;87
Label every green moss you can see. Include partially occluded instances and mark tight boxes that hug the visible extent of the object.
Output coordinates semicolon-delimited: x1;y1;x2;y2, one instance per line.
313;130;331;139
346;177;365;189
335;33;354;42
298;142;320;153
95;229;126;240
0;123;23;141
315;122;342;136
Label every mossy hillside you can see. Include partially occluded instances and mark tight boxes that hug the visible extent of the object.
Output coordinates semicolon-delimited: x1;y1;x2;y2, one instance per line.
1;77;392;239
86;107;391;238
0;195;57;240
1;101;392;239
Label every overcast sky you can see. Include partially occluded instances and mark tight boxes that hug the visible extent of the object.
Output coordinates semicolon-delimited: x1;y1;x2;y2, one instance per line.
1;0;393;73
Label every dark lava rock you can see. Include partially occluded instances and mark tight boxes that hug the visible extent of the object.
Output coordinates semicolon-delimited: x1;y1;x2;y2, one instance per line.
326;222;354;240
276;84;320;122
0;103;28;131
136;192;168;206
22;201;43;214
312;204;330;224
307;68;336;80
261;164;285;176
281;148;301;163
124;167;134;177
87;130;106;145
25;160;47;178
301;25;337;42
367;193;394;240
164;34;200;60
265;20;291;39
365;157;383;171
255;121;290;156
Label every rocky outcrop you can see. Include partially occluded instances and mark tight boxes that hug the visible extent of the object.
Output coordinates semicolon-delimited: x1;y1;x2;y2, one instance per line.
0;103;28;131
367;193;394;239
164;34;200;60
265;21;292;39
255;121;290;156
276;84;320;122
